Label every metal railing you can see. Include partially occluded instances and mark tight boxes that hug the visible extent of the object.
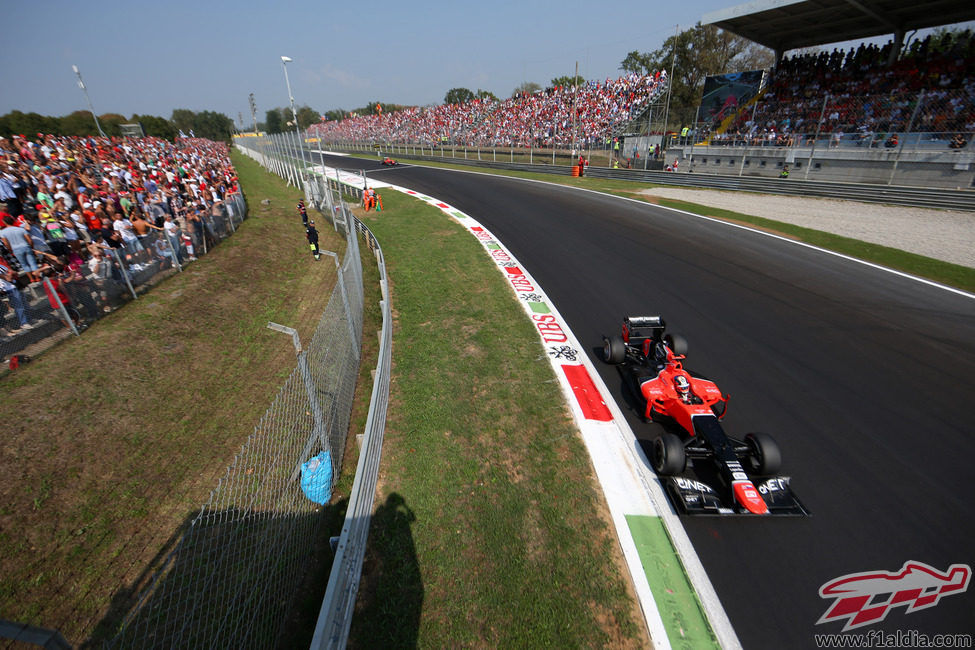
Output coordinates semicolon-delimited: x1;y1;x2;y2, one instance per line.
311;143;975;212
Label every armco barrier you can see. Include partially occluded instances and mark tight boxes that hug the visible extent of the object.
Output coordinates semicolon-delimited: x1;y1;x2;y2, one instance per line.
321;143;975;212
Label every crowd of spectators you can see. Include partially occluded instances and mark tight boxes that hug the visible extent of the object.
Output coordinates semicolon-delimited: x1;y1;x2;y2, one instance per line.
311;71;668;149
0;134;239;338
715;30;975;147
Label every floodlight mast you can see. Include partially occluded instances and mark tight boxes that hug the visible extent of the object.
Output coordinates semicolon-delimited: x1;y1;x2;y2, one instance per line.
280;56;309;184
71;64;107;138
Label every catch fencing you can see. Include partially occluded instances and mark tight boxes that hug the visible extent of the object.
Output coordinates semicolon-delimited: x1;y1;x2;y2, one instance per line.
237;135;394;648
103;151;379;647
1;195;247;371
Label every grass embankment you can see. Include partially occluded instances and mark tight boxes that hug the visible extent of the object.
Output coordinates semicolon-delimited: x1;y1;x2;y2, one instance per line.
345;151;975;292
345;190;647;647
0;152;361;646
0;153;648;648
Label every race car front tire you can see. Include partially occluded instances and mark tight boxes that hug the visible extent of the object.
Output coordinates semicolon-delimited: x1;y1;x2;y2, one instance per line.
653;433;686;476
745;432;782;475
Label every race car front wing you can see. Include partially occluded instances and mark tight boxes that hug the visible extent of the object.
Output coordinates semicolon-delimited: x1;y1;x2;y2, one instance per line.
665;475;811;516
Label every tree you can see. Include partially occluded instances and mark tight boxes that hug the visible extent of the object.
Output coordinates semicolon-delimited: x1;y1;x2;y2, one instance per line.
98;114;127;137
475;89;498;102
550;75;585;89
620;23;774;129
265;108;283;134
323;109;349;122
134;114;176;140
59;110;98;136
171;109;197;136
512;81;541;97
193;110;234;141
444;87;475;105
296;105;320;129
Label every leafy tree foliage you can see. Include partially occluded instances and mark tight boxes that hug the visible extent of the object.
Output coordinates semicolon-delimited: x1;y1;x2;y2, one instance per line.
0;107;232;141
475;89;498;101
170;109;197;137
323;109;349;122
621;23;773;129
296;105;320;129
347;101;409;117
550;75;586;89
512;81;541;97
265;108;284;134
134;114;176;140
444;87;475;105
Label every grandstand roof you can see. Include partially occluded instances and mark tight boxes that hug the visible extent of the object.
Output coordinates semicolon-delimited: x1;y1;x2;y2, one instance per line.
702;0;975;54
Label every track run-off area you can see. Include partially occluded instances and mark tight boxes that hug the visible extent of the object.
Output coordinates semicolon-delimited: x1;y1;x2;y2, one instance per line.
310;151;975;650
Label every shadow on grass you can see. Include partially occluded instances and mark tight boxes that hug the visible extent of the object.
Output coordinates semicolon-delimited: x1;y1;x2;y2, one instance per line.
84;495;350;650
348;493;422;649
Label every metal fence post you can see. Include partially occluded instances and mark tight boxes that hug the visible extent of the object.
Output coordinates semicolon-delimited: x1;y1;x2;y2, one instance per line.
166;232;183;272
889;90;925;186
42;277;80;336
111;248;138;300
321;250;358;357
805;93;831;180
267;322;332;482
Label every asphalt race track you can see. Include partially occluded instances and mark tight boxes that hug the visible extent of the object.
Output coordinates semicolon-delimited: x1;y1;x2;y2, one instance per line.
318;153;975;649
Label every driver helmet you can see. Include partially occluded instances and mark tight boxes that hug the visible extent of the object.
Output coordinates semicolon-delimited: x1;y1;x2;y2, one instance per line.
674;374;691;397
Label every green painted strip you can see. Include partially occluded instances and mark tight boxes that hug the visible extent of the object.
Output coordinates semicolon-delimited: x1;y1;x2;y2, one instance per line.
451;210;467;219
625;514;720;650
486;243;501;250
528;302;550;314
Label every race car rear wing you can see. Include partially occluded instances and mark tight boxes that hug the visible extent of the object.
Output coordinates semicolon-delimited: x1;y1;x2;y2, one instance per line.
622;315;666;346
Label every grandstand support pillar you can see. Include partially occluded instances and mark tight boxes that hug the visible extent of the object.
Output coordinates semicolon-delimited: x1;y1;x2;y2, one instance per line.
889;30;904;66
661;24;680;149
805;94;831;180
888;90;924;186
739;101;759;176
571;60;579;155
644;107;654;170
688;104;701;170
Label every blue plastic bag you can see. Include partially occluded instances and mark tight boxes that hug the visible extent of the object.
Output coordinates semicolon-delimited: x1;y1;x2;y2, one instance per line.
300;451;333;505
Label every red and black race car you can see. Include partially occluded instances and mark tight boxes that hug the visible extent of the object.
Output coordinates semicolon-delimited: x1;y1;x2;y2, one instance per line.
380;156;399;166
602;316;809;516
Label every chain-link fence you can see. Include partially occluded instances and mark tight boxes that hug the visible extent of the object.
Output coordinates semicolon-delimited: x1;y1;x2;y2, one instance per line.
236;137;397;648
104;175;367;648
1;194;247;372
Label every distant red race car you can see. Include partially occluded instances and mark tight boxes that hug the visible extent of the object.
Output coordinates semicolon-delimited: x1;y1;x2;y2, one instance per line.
602;315;809;516
380;156;398;166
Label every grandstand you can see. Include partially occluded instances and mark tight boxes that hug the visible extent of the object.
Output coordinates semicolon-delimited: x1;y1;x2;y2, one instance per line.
311;72;669;158
685;0;975;185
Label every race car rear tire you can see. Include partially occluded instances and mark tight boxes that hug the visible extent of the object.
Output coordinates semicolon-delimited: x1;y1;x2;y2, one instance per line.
664;333;688;356
653;433;686;476
745;432;782;475
603;336;626;364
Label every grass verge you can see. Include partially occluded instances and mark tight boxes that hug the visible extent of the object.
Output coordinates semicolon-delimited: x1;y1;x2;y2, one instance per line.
346;189;648;648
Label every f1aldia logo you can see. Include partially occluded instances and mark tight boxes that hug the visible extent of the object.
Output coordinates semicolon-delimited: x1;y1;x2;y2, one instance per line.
817;561;970;631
